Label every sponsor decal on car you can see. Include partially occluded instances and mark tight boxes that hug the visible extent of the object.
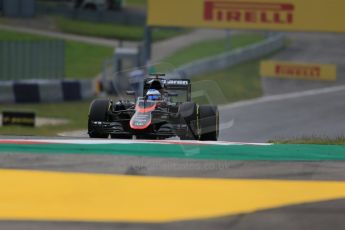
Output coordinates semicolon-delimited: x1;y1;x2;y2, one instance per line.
163;80;189;86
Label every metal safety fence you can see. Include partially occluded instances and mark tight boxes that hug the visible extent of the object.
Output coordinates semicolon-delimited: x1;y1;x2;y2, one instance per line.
0;40;65;81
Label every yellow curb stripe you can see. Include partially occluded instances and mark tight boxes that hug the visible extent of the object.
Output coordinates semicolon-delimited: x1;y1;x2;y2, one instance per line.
2;169;345;223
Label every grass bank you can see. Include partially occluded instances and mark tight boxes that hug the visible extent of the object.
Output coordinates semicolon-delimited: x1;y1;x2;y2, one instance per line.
0;101;91;136
270;136;345;145
0;29;113;79
163;34;264;68
185;35;282;105
191;59;263;105
126;0;146;7
55;17;186;42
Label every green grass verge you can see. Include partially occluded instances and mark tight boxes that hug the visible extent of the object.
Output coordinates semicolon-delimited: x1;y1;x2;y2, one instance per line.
126;0;146;7
187;36;281;105
191;59;263;105
270;136;345;145
0;29;113;79
55;17;185;42
64;42;113;79
163;34;264;68
0;101;91;136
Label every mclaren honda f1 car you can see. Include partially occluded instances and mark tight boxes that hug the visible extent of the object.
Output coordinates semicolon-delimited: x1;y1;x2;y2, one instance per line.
88;74;219;140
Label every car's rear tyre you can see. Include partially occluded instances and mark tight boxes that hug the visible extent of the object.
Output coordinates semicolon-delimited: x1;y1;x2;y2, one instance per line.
178;102;198;140
198;105;219;141
88;99;110;138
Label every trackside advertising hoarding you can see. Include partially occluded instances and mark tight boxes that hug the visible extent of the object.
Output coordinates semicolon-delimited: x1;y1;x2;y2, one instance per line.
147;0;345;33
260;61;337;81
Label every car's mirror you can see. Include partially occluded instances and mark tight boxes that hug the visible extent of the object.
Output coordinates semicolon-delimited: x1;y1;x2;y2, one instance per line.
126;91;136;96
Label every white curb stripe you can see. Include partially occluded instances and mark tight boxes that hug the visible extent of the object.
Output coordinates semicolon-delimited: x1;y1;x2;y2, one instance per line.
0;139;273;146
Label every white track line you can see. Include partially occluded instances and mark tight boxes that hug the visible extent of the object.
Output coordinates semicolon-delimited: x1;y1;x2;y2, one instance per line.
0;139;272;146
221;85;345;110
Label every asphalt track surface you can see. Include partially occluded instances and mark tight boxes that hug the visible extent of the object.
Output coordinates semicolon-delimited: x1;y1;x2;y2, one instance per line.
1;150;345;230
1;33;345;229
262;32;345;95
221;32;345;142
219;85;345;142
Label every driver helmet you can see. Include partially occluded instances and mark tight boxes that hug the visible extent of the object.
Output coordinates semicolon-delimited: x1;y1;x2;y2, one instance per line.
146;89;161;100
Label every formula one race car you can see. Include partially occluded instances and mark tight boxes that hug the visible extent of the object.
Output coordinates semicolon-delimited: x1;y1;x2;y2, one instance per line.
88;74;219;140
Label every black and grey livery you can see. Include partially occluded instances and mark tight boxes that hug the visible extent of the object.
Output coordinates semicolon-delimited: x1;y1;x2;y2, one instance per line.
88;74;219;140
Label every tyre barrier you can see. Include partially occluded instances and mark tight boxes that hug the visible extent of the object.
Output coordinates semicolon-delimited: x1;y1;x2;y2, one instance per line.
0;80;94;103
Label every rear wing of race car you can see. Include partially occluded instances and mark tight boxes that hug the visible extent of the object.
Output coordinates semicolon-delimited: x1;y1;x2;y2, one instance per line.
143;78;192;101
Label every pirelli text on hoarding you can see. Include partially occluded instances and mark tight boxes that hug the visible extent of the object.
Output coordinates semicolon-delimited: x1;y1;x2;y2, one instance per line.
260;61;337;81
204;1;294;25
148;0;345;33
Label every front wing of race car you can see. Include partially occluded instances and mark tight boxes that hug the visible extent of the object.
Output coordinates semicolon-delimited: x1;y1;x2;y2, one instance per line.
89;119;190;139
89;102;192;139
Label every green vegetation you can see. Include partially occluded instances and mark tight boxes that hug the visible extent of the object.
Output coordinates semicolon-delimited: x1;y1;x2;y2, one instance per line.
0;101;91;136
126;0;147;7
163;34;264;68
64;42;113;79
0;29;46;40
0;29;113;78
55;17;185;41
186;35;282;105
191;60;263;105
270;136;345;145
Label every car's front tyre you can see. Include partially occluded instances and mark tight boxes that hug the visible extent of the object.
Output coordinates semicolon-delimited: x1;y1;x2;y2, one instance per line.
88;99;110;138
